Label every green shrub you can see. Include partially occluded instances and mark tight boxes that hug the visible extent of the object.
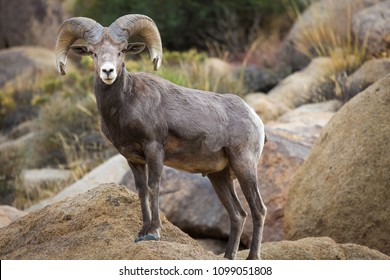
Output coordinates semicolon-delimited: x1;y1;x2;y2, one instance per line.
73;0;289;54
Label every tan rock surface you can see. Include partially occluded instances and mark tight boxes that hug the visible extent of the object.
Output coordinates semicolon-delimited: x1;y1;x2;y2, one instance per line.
285;75;390;255
0;183;218;260
237;237;390;260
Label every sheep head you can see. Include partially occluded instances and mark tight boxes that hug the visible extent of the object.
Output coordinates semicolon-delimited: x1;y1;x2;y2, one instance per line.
55;14;163;85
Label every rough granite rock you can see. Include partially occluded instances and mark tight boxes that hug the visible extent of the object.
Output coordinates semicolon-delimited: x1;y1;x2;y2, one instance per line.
0;183;218;260
284;74;390;255
244;93;289;123
3;184;388;260
267;57;337;109
245;58;339;122
0;0;65;49
0;47;57;91
276;0;379;70
338;58;390;100
237;237;390;260
352;1;390;56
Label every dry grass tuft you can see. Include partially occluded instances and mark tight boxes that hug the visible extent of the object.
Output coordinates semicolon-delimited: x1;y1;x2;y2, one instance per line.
285;0;371;72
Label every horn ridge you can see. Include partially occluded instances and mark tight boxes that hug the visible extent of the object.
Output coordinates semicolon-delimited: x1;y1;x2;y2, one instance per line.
55;17;104;75
109;14;163;70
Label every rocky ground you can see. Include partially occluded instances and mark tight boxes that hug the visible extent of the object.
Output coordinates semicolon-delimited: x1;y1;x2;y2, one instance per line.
0;184;388;260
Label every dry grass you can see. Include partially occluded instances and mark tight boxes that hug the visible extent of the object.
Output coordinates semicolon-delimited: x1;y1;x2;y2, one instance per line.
13;176;67;210
284;0;370;72
124;49;247;95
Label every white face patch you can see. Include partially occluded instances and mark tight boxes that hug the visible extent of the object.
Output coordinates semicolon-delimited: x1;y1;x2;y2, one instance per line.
100;62;117;85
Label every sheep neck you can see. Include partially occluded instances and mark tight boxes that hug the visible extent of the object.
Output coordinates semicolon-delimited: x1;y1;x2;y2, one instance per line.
93;64;130;148
94;63;129;111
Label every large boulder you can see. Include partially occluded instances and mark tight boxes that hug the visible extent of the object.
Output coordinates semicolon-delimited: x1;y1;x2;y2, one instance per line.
284;74;390;255
277;0;380;71
238;237;390;260
352;1;390;56
268;57;337;108
275;100;342;142
0;0;65;49
245;58;338;122
242;66;292;93
244;93;289;123
0;46;57;92
338;58;390;100
0;183;218;259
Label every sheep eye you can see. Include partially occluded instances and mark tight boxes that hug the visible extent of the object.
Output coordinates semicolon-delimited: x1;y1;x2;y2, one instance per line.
93;53;97;58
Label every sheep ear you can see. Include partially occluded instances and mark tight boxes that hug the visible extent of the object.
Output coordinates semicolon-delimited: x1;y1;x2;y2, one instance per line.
125;42;146;54
71;45;92;56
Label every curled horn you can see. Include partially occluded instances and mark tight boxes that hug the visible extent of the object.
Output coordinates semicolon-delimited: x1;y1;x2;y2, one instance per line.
109;14;163;70
55;17;104;75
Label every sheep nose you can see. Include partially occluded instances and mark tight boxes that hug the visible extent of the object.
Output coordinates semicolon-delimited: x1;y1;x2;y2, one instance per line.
102;68;114;75
100;62;117;84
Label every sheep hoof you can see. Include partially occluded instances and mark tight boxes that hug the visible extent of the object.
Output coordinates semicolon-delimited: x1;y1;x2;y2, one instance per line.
143;233;160;241
134;233;160;243
134;236;144;243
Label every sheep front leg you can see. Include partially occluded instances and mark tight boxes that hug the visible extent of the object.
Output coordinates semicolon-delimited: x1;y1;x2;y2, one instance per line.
129;162;152;242
142;141;164;241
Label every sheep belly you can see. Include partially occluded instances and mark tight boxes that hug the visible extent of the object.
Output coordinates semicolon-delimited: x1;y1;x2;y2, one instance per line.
163;133;228;175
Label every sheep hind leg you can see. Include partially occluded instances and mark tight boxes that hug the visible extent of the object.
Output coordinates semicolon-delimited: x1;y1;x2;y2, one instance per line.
207;167;247;260
229;154;266;260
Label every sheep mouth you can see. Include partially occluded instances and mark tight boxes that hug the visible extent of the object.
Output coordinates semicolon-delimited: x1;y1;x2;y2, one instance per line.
101;77;116;85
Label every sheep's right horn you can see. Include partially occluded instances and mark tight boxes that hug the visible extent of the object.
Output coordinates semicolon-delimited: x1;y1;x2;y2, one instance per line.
109;14;163;70
55;17;104;75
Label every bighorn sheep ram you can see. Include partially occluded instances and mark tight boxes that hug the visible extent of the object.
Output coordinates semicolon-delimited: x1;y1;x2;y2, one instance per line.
55;14;266;260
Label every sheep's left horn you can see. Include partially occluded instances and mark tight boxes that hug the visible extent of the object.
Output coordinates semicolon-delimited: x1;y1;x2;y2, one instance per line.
55;17;104;75
109;14;163;70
